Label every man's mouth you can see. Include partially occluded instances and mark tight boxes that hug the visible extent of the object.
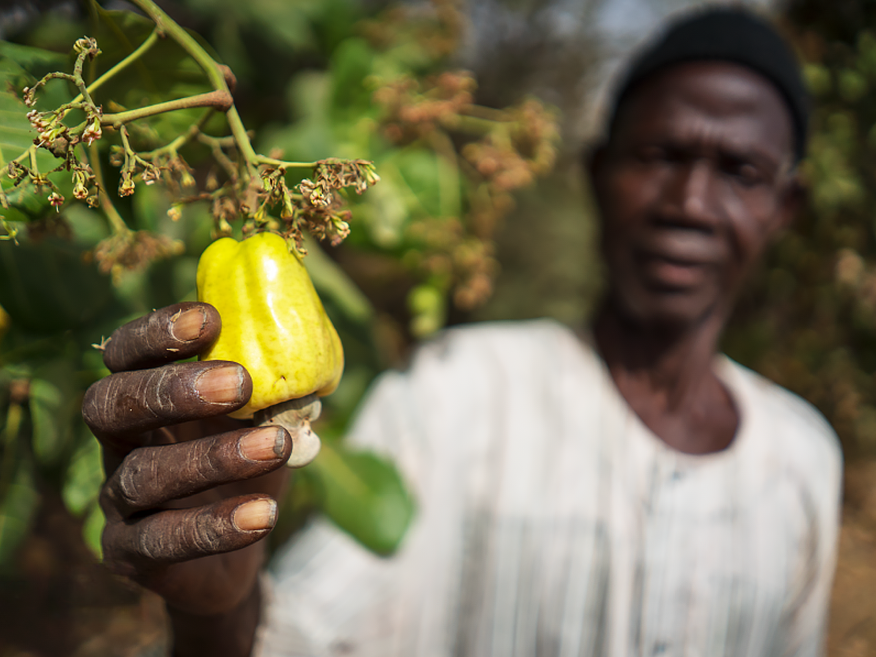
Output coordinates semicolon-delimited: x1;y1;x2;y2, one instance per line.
632;230;724;289
638;254;711;289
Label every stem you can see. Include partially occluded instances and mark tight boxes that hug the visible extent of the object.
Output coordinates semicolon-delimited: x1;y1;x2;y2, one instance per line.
88;143;129;235
129;0;227;91
254;395;322;468
140;109;214;160
129;0;260;178
429;130;461;218
464;105;511;122
197;133;238;149
11;147;36;167
102;90;232;128
225;108;259;177
28;27;159;128
254;155;318;169
28;149;38;176
67;29;162;110
445;113;508;135
198;134;239;181
70;43;99;109
52;101;90;117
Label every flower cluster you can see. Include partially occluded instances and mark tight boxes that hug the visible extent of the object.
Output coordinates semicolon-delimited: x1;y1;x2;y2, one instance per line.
374;71;476;142
6;27;383;295
360;0;463;61
462;100;558;195
403;218;499;312
201;158;378;255
370;58;559;321
299;159;381;207
283;160;378;250
91;230;184;284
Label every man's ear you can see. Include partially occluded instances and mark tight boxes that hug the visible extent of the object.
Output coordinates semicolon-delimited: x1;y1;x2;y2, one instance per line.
774;171;805;235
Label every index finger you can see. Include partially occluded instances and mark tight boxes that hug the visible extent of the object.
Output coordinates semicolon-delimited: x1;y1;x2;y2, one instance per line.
103;302;221;373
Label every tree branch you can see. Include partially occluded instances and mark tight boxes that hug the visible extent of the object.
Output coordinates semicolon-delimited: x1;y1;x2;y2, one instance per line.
101;90;232;128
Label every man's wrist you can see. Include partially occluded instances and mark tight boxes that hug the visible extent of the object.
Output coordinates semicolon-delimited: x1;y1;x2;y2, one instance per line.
168;578;262;657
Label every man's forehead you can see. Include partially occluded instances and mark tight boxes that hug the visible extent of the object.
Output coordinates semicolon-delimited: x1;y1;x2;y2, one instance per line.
613;62;795;164
605;8;808;161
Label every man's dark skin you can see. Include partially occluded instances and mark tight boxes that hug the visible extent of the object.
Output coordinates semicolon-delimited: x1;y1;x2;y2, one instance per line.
82;60;802;655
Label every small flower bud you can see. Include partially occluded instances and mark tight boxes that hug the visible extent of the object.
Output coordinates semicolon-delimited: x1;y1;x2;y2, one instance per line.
119;175;136;197
48;191;64;212
140;166;160;186
74;37;100;58
82;118;102;146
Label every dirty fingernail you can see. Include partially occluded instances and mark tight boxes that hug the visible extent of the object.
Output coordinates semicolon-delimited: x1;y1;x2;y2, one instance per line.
240;428;286;461
170;307;206;342
233;499;277;532
195;365;244;404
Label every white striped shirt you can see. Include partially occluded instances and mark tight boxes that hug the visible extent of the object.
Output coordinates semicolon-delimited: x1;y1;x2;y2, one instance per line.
255;319;842;657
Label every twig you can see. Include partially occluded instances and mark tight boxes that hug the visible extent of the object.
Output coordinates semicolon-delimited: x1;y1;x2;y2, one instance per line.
102;90;232;128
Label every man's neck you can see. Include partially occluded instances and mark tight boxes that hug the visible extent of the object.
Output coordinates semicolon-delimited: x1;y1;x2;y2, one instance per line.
592;303;738;454
594;305;723;407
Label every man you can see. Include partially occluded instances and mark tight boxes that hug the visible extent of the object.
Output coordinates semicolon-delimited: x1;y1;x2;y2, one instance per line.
82;7;842;657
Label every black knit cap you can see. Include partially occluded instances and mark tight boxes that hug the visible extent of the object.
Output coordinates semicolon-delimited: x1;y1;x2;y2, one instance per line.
607;6;809;161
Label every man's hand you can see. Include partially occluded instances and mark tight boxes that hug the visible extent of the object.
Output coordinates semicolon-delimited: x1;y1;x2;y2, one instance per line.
82;302;292;656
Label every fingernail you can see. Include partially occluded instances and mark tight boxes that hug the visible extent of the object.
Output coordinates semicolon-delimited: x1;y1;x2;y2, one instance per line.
195;365;244;404
233;499;277;532
170;307;206;342
239;428;286;461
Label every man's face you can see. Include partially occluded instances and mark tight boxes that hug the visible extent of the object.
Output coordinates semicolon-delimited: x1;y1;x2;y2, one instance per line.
592;61;799;329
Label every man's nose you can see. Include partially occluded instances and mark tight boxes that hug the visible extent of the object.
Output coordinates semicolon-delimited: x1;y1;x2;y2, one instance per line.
663;160;719;229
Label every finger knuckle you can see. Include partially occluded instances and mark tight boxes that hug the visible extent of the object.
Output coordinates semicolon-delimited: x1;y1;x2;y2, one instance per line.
189;510;226;556
81;380;110;433
137;523;169;562
116;450;154;510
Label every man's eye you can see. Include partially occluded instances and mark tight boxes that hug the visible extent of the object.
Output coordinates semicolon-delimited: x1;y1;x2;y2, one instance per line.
637;147;670;163
724;161;764;186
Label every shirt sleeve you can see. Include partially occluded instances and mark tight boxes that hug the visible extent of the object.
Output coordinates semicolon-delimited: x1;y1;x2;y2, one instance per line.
783;423;843;657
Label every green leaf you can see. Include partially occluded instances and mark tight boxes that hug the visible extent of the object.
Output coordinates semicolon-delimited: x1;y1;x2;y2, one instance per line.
0;42;70;221
29;359;80;468
303;237;374;326
311;442;414;556
0;456;39;567
89;10;221;144
61;429;103;517
389;148;451;221
185;0;319;53
261;72;335;162
0;237;114;333
81;503;105;561
0;41;68;76
329;38;376;118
